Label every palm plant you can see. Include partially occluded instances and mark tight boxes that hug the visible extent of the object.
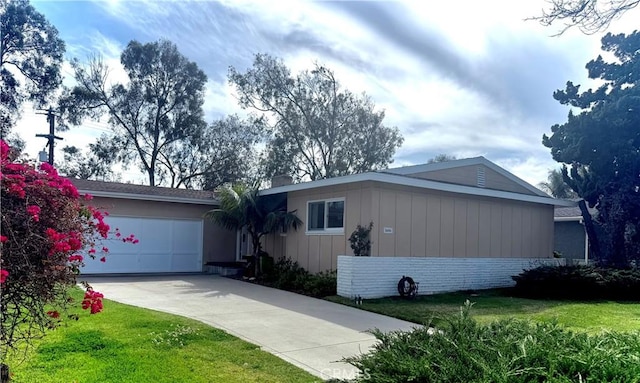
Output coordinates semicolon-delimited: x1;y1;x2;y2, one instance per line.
205;184;302;275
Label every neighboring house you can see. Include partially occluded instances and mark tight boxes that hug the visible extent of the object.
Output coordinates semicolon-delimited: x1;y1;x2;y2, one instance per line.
261;157;573;274
554;205;592;264
72;179;236;274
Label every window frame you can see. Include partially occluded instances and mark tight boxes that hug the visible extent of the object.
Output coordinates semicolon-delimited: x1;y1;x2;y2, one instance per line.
305;197;345;235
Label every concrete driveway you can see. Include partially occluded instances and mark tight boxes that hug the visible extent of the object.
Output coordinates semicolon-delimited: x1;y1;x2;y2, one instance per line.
84;275;416;380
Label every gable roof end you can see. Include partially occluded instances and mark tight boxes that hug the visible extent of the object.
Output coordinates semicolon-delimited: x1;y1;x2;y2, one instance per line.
384;156;550;198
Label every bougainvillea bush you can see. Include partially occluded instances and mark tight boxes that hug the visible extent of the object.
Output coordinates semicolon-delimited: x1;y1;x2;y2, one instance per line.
0;140;136;353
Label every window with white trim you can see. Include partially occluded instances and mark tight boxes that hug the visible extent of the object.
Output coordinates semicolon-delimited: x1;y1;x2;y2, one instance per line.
307;198;345;233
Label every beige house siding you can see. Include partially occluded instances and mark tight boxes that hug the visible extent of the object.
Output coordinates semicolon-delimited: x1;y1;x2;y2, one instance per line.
406;165;536;195
89;197;236;264
268;180;554;273
265;182;374;273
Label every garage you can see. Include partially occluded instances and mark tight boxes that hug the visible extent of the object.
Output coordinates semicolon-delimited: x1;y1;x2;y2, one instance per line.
81;217;203;274
71;179;238;274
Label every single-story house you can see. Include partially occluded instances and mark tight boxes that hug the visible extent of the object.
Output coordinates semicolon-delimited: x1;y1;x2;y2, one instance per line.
554;205;593;264
261;157;574;275
72;179;237;274
259;157;572;297
72;157;572;284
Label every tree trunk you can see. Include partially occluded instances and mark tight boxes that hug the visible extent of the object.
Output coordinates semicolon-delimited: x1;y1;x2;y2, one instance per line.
1;363;10;382
252;235;262;277
148;169;155;187
578;199;601;264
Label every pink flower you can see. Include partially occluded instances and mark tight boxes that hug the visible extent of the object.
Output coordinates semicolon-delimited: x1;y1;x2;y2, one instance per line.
46;310;60;319
82;289;105;314
26;205;40;222
0;235;7;243
68;254;84;262
88;248;96;254
0;269;8;284
39;162;58;176
102;247;109;253
8;183;25;198
100;257;106;263
0;140;10;160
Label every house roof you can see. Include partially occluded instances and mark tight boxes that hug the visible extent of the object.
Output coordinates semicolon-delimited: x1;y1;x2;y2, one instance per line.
554;205;596;222
383;156;550;198
260;169;574;207
70;179;219;205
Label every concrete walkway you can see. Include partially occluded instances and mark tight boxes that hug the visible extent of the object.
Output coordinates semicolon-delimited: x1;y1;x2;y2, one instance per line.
85;275;416;380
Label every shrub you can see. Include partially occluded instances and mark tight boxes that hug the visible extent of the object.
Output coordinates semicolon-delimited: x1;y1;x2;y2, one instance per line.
261;258;336;298
303;270;337;298
344;302;640;382
0;140;136;355
512;265;640;300
349;222;373;256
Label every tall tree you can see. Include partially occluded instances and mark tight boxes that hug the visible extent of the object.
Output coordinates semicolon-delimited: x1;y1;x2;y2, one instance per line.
532;0;639;35
59;40;258;188
229;54;404;182
205;184;302;275
543;31;640;267
159;115;263;190
538;169;579;199
59;40;206;187
0;0;65;147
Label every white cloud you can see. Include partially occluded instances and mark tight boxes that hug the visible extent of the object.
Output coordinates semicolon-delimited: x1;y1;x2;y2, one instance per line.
16;0;640;187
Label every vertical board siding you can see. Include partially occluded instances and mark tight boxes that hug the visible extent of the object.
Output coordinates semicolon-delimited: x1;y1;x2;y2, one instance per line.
370;189;381;257
272;181;555;273
501;206;512;258
478;203;492;257
395;193;412;257
410;196;427;257
319;236;333;272
466;200;480;257
440;198;455;257
426;196;442;256
453;199;467;257
337;255;564;299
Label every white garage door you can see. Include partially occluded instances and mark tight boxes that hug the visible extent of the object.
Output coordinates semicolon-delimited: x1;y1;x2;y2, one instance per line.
81;217;203;274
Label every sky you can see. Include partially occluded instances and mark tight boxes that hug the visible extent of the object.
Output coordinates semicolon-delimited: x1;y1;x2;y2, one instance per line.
14;0;640;187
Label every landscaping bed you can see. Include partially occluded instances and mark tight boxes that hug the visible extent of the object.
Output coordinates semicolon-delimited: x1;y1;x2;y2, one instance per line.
231;257;337;298
342;302;640;383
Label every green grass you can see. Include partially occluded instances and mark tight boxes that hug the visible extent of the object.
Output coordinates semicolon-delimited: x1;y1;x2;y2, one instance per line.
5;290;319;383
326;289;640;333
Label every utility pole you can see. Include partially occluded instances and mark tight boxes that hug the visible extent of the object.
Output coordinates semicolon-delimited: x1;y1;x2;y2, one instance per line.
36;107;63;165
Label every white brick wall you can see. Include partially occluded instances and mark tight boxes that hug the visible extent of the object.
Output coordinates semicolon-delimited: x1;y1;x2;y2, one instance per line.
337;256;563;299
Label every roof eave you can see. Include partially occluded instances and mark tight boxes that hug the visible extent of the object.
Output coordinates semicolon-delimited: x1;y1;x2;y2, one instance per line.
260;172;573;206
78;189;219;206
555;216;583;222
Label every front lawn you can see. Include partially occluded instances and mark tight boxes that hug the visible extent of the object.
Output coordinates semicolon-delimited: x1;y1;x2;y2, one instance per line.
4;290;319;383
326;289;640;333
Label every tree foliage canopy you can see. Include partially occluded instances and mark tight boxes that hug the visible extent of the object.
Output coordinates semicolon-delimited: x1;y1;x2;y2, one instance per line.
0;0;65;143
543;31;640;266
533;0;639;35
59;40;260;188
229;54;404;182
538;169;579;199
